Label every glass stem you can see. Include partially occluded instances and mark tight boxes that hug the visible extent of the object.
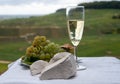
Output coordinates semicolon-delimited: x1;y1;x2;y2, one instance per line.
74;46;77;62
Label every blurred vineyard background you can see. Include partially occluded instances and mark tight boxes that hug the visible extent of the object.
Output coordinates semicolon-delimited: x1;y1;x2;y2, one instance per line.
0;1;120;74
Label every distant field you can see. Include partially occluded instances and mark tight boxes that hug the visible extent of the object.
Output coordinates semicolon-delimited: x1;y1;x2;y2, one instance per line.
0;9;120;36
84;9;120;35
0;34;120;62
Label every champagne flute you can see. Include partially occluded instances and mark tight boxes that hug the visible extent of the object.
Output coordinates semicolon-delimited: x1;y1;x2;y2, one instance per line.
66;6;86;70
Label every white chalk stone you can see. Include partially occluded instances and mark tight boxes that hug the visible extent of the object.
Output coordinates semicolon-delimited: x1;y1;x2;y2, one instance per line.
40;52;77;80
49;52;71;64
30;60;48;76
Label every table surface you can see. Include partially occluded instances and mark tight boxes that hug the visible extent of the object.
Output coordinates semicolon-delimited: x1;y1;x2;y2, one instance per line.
0;57;120;84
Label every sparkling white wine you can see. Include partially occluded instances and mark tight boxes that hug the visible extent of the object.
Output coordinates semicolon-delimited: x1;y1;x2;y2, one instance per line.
67;20;84;46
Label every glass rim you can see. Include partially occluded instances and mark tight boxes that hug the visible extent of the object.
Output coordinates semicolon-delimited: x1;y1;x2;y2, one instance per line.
66;6;84;8
66;5;85;20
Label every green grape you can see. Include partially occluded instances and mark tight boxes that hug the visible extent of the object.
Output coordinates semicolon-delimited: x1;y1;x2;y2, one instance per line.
31;53;37;57
34;36;41;41
23;35;70;64
32;39;41;47
21;56;25;60
44;42;62;56
26;45;40;57
37;45;43;51
40;51;44;54
48;42;55;47
32;36;47;47
40;36;46;42
26;46;34;56
46;40;50;44
40;41;47;46
36;46;41;52
43;46;48;53
39;53;45;60
33;47;39;54
44;45;52;53
45;53;51;60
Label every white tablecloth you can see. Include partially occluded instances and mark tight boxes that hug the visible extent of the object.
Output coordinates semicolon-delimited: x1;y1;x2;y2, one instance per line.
0;57;120;84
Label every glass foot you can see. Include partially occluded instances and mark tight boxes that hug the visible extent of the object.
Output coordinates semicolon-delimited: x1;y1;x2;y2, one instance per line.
77;65;86;71
74;56;82;63
76;58;82;63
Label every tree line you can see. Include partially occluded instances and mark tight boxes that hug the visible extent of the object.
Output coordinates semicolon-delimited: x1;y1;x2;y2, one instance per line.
79;1;120;9
56;1;120;13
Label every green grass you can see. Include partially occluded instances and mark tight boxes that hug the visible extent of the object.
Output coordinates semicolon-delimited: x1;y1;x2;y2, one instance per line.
0;41;29;61
0;34;120;62
78;34;120;57
0;63;8;75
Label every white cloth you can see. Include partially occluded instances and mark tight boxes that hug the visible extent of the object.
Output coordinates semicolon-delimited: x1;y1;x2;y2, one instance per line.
0;57;120;84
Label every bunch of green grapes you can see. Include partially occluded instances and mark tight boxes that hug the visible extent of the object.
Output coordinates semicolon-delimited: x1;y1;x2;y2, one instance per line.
22;35;65;64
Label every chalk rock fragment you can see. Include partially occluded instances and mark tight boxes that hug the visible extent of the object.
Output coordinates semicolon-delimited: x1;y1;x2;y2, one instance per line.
30;60;48;76
40;52;76;80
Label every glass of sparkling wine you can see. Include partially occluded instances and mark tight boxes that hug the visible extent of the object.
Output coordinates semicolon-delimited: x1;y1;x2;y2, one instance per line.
66;6;86;70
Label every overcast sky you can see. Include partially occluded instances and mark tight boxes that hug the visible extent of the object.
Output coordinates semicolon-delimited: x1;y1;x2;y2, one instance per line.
0;0;113;15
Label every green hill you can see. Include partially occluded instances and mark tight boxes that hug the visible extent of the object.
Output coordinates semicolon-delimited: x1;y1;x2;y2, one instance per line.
0;9;120;36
